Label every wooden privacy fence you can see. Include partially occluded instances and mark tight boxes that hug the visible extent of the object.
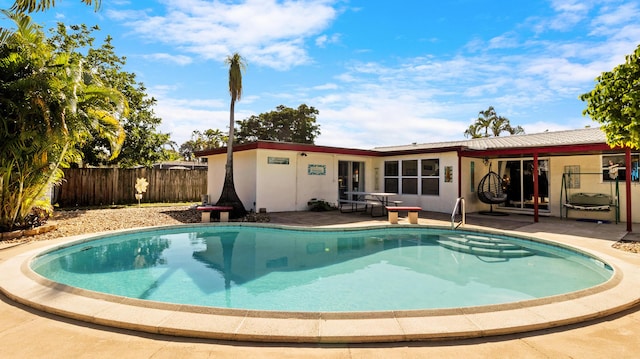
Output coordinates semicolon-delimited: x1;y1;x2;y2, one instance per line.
53;168;208;207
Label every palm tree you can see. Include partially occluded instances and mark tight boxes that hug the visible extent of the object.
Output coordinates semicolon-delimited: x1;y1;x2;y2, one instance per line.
478;106;497;137
0;10;125;230
464;106;525;138
464;123;483;139
490;112;524;136
215;53;247;218
203;128;228;148
11;0;100;13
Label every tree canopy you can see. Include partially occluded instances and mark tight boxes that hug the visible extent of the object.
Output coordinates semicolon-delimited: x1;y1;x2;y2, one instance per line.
580;44;640;150
179;129;227;161
46;23;173;167
464;106;524;138
0;11;126;230
236;104;321;144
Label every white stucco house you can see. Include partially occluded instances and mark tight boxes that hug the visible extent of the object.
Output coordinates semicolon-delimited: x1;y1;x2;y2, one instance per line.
196;127;637;230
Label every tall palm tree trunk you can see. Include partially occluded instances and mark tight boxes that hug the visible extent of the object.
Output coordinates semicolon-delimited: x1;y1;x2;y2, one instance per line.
215;53;247;219
216;100;246;218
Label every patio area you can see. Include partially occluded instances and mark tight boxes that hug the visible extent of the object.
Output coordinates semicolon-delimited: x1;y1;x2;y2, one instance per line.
1;210;639;358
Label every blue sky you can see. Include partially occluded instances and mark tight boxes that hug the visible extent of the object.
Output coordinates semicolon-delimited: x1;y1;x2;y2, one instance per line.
2;0;640;149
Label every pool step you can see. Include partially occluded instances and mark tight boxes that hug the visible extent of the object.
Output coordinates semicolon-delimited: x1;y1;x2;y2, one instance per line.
438;236;534;258
446;235;523;251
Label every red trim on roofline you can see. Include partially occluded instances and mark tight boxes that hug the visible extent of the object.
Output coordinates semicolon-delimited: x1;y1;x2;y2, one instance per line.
194;141;381;157
460;143;621;157
195;141;621;159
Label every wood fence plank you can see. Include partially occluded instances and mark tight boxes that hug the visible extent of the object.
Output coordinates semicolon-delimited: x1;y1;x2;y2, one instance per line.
55;168;207;207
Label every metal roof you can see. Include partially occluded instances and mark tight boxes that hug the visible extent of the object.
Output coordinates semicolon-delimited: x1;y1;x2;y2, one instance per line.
374;127;606;152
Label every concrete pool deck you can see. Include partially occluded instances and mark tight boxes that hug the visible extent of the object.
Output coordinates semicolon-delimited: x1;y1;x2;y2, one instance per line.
1;211;639;357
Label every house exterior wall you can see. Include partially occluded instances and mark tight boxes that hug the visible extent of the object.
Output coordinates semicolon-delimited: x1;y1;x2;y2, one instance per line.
206;149;375;212
255;150;376;211
549;154;635;223
254;149;300;212
203;145;638;223
460;157;484;213
462;154;639;223
372;151;460;213
206;150;257;210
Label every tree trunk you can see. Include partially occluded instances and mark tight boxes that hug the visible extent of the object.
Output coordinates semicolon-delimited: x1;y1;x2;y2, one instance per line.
215;99;247;219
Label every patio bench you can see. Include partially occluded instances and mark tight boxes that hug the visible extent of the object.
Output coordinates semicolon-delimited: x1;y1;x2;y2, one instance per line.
562;192;618;223
563;192;611;211
196;205;233;223
385;206;422;224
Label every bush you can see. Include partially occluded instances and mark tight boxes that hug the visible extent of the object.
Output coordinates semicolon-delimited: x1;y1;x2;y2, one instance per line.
307;198;335;212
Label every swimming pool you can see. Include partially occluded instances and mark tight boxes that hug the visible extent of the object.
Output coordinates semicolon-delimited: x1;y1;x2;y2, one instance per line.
30;225;612;312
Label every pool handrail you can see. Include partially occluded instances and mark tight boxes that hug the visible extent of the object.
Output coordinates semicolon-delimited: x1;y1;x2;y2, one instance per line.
451;197;465;229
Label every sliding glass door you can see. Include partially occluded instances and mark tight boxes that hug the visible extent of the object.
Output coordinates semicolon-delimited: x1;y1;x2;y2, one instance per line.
338;161;365;200
498;159;549;211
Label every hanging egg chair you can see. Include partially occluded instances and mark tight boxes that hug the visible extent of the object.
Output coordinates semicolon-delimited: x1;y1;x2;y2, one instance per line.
477;163;508;215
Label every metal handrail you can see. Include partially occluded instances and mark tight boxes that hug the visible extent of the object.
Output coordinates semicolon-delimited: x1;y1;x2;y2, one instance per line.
451;197;465;229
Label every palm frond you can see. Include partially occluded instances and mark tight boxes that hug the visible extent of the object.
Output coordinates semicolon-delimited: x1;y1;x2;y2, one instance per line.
11;0;101;13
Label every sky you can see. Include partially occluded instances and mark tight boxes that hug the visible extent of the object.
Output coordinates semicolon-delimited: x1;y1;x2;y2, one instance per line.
2;0;640;149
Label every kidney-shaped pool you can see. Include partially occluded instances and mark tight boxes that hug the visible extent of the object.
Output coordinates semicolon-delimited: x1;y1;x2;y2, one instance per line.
30;225;613;312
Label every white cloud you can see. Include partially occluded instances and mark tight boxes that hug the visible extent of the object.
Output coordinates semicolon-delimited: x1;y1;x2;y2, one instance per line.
108;0;338;70
154;96;254;146
591;2;639;27
529;0;591;33
111;0;640;149
315;33;340;47
141;53;193;65
548;0;591;29
313;83;338;90
487;32;520;49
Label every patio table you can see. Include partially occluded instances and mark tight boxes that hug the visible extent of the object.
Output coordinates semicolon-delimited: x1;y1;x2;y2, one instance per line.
344;191;397;216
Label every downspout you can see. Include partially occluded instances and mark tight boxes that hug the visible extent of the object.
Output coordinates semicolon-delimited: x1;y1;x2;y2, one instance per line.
533;152;539;223
625;147;632;232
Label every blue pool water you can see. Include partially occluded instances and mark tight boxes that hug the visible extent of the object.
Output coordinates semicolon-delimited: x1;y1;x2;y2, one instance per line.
31;225;613;312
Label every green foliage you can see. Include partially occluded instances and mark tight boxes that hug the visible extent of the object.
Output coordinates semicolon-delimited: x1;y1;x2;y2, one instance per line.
307;198;335;211
179;129;227;161
464;106;524;138
236;104;321;144
0;11;125;230
47;24;172;167
580;44;640;150
226;52;246;103
11;0;100;13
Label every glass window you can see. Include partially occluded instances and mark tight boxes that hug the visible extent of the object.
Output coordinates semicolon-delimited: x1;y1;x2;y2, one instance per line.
384;161;398;176
402;160;418;176
385;178;398;193
402;178;418;194
422;178;439;195
602;154;629;181
383;158;440;196
422;159;439;176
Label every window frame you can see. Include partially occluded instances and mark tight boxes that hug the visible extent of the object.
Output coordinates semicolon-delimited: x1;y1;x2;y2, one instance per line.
383;158;440;196
601;154;640;182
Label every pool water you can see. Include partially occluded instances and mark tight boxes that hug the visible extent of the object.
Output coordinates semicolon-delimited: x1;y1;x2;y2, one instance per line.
31;226;613;312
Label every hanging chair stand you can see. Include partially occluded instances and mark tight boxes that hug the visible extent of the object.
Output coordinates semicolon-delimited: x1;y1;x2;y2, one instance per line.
477;163;509;216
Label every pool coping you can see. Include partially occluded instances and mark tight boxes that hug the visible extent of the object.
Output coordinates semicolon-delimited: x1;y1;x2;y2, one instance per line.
1;223;639;343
